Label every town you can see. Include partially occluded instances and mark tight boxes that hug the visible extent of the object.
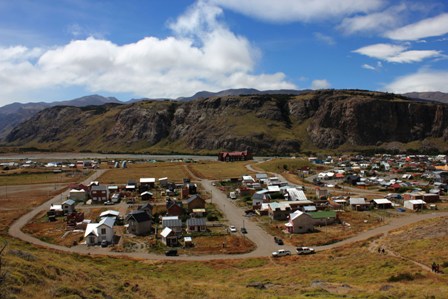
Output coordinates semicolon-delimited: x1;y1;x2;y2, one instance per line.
2;151;448;262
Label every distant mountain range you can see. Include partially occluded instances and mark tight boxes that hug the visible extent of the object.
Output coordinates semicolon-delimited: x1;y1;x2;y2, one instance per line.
3;89;448;155
1;89;447;148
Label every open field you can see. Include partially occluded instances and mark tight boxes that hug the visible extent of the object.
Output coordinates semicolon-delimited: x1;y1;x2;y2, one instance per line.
98;162;191;184
186;161;255;180
0;169;88;186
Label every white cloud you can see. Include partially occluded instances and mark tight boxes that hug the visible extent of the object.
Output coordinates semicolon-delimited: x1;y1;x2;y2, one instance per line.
339;4;406;35
385;69;448;93
353;43;441;63
311;79;331;89
211;0;384;23
384;13;448;41
314;32;335;45
0;1;296;105
362;64;376;70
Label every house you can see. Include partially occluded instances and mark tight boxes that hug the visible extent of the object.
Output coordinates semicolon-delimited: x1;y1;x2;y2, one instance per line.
349;197;370;211
166;200;184;216
48;204;63;217
185;194;206;212
255;173;269;184
160;227;178;247
90;185;108;202
268;202;292;220
138;203;153;216
372;198;393;209
315;188;328;199
404;200;426;211
62;199;76;215
140;191;153;201
186;217;207;232
285;211;315;234
252;190;271;209
84;216;115;246
69;189;87;202
218;150;252;162
125;210;152;236
403;193;439;203
161;216;183;234
139;178;156;191
346;175;361;185
242;175;255;185
285;188;308;201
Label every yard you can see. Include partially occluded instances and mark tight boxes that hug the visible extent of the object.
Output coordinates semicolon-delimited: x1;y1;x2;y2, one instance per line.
0;168;90;186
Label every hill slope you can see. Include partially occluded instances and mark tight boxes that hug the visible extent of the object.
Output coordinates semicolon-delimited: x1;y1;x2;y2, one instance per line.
4;90;448;154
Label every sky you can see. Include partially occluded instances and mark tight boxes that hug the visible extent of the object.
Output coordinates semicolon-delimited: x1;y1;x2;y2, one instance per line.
0;0;447;106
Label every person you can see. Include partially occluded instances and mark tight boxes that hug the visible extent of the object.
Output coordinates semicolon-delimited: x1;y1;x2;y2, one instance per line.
432;262;436;272
382;248;385;254
378;247;381;254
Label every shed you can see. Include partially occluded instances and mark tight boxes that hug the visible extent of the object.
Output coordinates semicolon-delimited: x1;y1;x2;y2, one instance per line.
404;200;426;211
372;198;393;209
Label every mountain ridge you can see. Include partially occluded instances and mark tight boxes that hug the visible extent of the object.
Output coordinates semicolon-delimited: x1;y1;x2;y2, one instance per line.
4;89;448;155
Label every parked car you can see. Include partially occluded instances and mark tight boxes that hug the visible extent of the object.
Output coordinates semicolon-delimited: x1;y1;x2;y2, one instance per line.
274;237;284;245
229;225;237;233
272;249;291;257
165;249;178;256
100;240;108;247
296;246;315;255
241;227;247;234
104;201;114;205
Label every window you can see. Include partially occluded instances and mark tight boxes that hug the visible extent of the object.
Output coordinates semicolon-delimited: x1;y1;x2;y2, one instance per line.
101;228;106;235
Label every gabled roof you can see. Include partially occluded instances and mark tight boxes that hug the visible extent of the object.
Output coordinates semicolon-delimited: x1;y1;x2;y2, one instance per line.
162;217;182;228
373;198;392;205
91;185;107;191
100;210;120;218
186;194;204;204
349;198;367;205
286;188;308;201
255;173;268;179
84;217;115;237
141;191;153;196
140;178;155;183
126;210;151;223
186;217;206;226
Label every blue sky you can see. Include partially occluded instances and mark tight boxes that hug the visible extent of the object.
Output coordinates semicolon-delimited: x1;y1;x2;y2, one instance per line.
0;0;447;105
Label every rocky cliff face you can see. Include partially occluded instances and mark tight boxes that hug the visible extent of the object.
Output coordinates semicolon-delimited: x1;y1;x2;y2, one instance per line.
5;90;448;154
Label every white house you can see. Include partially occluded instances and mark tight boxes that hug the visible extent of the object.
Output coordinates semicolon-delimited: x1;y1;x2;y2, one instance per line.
69;189;87;202
285;188;308;201
84;217;115;246
404;200;426;211
284;211;314;234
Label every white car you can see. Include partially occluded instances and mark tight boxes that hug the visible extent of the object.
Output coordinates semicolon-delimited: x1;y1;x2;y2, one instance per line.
229;225;237;233
296;247;315;255
272;249;291;257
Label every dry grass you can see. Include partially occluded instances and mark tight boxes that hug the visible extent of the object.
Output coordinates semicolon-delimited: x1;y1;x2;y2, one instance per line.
0;168;87;186
98;162;191;184
186;161;254;180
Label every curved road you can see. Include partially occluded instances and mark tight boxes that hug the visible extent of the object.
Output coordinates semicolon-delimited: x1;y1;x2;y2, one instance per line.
8;167;448;261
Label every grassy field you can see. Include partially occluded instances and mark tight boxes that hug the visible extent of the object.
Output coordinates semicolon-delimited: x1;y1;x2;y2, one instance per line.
186;161;254;180
98;162;191;184
0;169;88;186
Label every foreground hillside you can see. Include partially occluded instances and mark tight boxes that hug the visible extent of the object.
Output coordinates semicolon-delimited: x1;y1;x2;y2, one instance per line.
4;90;448;154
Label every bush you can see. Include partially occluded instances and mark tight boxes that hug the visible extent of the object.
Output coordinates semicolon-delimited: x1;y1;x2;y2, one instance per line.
387;272;414;282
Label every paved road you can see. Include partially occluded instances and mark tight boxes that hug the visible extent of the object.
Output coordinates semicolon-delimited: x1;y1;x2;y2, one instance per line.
8;166;448;261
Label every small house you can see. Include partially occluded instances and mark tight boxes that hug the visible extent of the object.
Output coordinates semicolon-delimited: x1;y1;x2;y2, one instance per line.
166;200;184;216
160;227;178;247
159;177;168;188
186;217;207;232
139;178;155;191
185;194;206;212
84;217;115;246
69;189;87;202
62;199;76;215
268;202;292;220
307;211;338;226
285;211;314;234
404;199;426;211
161;216;183;234
100;210;120;220
349;197;370;211
140;191;153;201
125;210;152;236
372;198;393;209
90;185;108;202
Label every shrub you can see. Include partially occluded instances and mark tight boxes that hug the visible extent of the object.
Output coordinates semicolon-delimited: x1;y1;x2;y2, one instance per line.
387;272;414;282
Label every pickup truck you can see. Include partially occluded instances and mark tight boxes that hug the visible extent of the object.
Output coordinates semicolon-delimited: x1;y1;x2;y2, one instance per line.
272;249;291;257
296;247;315;255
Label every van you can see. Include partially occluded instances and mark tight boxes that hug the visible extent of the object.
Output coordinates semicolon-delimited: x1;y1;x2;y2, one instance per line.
229;192;236;200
